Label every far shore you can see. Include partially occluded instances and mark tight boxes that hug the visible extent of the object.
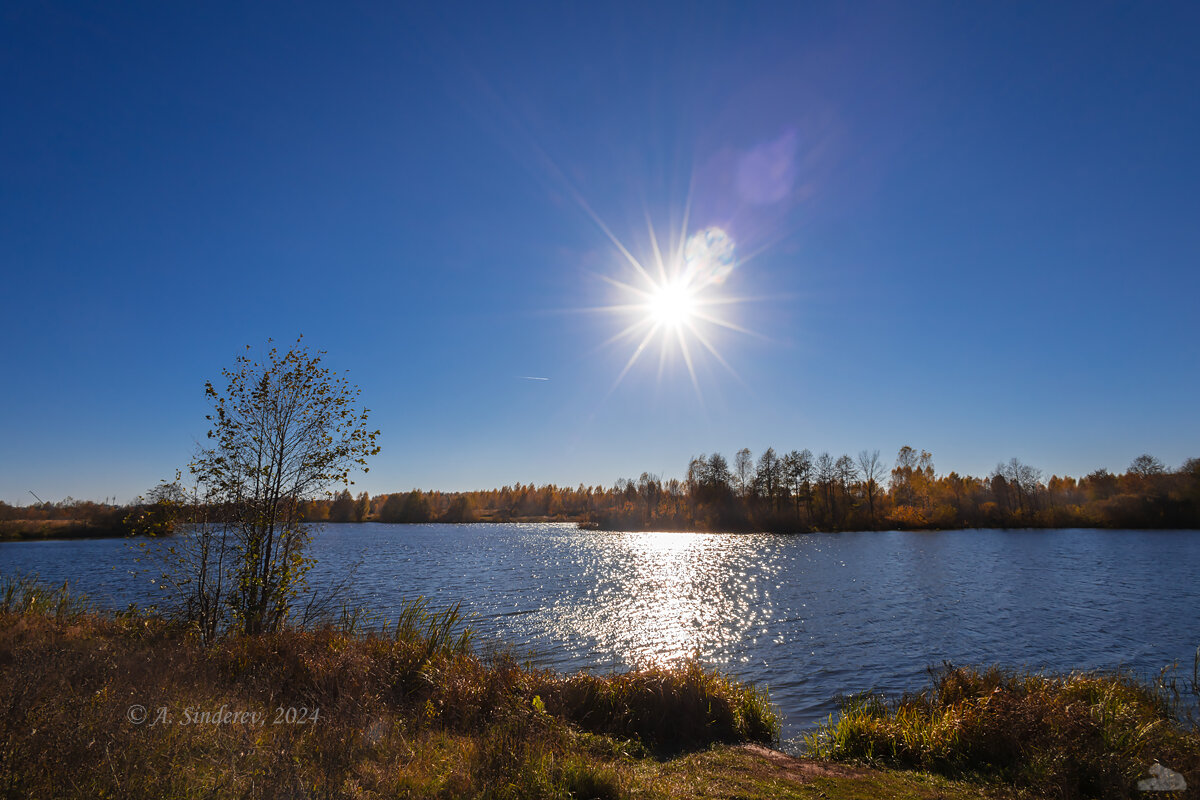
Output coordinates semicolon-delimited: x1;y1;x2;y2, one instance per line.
5;515;1200;543
0;518;136;541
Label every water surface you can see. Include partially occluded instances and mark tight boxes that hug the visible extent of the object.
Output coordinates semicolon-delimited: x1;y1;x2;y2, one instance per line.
4;523;1198;750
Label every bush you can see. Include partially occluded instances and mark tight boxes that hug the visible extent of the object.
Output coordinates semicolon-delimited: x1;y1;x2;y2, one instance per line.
806;663;1200;798
539;660;779;754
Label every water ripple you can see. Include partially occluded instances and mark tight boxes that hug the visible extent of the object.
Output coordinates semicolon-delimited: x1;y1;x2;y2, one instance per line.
4;523;1199;749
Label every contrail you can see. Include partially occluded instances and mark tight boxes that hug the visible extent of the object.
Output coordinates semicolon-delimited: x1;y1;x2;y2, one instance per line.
519;376;550;381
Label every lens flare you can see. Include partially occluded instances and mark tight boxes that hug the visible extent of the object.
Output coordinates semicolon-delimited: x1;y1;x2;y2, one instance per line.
682;227;736;288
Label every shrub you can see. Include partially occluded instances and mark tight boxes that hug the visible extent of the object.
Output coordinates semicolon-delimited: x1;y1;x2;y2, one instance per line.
539;660;780;753
806;663;1200;799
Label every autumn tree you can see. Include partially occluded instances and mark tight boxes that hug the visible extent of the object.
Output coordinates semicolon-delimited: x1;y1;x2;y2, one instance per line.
755;447;784;510
192;339;379;635
637;472;662;520
891;446;919;508
1082;468;1118;501
353;491;370;522
993;458;1042;515
834;454;858;495
402;491;434;521
378;493;405;522
329;489;355;522
856;449;884;525
735;447;754;499
1128;454;1166;477
815;452;835;525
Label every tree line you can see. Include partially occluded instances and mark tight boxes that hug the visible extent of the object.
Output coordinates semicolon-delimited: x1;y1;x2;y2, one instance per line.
289;447;1200;532
292;483;615;524
5;448;1199;536
0;497;141;538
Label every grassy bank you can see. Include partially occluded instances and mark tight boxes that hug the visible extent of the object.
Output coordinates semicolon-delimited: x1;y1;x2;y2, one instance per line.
807;663;1200;799
0;580;1006;800
2;580;1192;798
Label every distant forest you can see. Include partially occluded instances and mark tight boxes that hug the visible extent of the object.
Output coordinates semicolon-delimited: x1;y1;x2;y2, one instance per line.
4;448;1199;537
263;447;1200;532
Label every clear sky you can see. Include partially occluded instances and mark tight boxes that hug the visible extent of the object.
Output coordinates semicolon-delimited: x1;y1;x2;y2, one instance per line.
2;2;1198;505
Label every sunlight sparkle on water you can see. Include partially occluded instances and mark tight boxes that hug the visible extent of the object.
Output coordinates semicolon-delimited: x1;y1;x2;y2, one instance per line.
542;531;774;668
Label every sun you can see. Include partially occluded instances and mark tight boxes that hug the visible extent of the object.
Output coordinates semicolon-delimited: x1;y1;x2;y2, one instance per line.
647;280;697;328
587;224;754;399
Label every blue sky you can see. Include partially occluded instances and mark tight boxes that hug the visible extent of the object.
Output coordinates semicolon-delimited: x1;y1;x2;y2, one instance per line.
2;2;1198;504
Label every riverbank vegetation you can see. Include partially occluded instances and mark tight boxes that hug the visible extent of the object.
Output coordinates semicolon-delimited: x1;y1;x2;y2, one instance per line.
0;497;143;539
0;578;782;799
807;662;1200;799
4;578;1197;798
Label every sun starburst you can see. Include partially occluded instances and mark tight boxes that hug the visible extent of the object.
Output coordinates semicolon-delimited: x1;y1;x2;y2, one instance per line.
647;279;696;328
589;220;754;401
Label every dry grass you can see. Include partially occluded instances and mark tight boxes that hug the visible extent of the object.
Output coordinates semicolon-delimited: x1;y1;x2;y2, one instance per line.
541;663;779;754
805;663;1200;799
7;578;1161;799
0;519;104;540
0;579;782;799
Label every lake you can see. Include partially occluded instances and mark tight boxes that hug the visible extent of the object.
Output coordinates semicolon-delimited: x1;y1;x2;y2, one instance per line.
3;523;1198;751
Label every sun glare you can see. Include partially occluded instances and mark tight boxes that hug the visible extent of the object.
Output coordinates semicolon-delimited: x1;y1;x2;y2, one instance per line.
585;222;754;400
647;280;696;328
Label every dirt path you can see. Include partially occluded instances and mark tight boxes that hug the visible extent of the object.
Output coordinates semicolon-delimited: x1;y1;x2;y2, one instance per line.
737;744;870;781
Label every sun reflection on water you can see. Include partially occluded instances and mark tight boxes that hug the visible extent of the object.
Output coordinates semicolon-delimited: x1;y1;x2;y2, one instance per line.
541;531;777;668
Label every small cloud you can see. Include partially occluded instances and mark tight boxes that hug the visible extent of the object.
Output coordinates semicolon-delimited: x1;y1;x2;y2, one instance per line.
519;376;550;381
